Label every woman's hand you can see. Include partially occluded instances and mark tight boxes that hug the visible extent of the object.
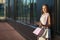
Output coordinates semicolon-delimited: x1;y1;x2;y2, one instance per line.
35;22;42;27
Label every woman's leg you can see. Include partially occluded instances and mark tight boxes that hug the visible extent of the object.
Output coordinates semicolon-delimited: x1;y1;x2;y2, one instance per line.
45;29;51;40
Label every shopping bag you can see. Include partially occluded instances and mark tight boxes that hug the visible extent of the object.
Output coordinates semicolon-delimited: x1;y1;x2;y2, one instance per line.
33;27;44;36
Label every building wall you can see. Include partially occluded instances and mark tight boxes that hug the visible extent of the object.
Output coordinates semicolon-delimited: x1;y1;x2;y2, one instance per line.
57;0;60;34
6;0;57;31
6;0;60;40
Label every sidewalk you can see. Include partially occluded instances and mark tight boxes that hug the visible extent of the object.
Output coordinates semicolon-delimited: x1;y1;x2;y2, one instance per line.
0;22;60;40
0;22;26;40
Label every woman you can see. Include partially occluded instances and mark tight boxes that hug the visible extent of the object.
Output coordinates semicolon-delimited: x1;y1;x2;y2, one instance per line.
36;4;51;40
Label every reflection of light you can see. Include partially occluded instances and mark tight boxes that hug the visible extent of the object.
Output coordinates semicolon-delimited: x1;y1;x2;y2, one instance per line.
23;0;36;5
27;0;30;5
28;5;30;8
34;0;36;3
31;0;36;3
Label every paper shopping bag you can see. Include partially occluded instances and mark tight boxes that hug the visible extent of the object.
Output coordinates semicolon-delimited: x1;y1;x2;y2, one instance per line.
33;27;44;36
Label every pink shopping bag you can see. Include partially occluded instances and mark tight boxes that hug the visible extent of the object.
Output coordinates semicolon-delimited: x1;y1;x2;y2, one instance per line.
33;27;44;36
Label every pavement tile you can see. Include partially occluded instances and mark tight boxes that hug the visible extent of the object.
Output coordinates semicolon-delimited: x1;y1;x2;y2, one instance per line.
0;22;26;40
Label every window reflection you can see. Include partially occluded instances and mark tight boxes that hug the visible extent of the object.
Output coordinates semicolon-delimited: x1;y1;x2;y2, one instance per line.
17;0;37;24
7;0;37;24
0;4;4;16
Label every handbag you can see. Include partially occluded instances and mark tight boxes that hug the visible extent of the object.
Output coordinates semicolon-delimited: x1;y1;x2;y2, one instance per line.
33;27;44;36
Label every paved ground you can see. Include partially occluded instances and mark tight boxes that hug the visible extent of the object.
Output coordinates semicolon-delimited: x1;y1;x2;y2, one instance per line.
0;22;26;40
53;35;60;40
0;22;60;40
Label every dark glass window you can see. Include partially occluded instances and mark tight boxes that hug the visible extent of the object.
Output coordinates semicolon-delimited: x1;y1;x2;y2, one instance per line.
6;0;14;19
17;0;37;24
0;4;4;16
57;0;60;33
6;0;37;24
6;0;8;17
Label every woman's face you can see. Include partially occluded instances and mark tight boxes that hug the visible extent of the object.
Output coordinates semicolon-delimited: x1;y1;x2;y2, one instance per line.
42;5;48;13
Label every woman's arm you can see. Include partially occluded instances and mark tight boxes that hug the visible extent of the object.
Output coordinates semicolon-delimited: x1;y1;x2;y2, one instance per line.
35;15;51;28
48;15;51;27
43;15;51;28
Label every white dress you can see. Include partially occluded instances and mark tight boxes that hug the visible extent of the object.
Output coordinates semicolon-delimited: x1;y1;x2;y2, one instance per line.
39;13;51;38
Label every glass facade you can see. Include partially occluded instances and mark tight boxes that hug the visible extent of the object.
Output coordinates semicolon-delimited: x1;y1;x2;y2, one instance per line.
0;0;6;20
6;0;60;34
0;3;4;16
0;0;5;17
6;0;37;24
6;0;56;25
6;0;14;19
16;0;37;24
57;0;60;34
